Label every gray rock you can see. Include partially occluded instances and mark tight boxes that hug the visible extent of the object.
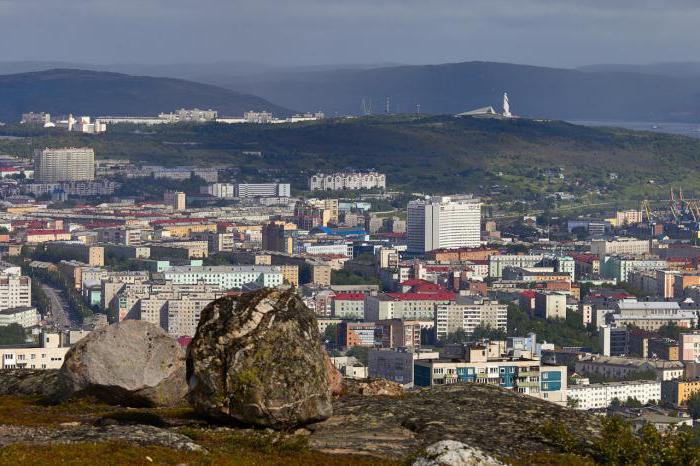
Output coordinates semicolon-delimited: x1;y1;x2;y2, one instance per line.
186;288;332;429
0;424;204;452
413;440;504;466
56;320;187;407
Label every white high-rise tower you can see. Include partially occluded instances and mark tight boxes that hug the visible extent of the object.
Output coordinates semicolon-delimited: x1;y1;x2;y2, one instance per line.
503;92;512;118
407;195;482;253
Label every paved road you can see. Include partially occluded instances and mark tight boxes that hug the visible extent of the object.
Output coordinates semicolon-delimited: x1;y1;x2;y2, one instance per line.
41;284;75;330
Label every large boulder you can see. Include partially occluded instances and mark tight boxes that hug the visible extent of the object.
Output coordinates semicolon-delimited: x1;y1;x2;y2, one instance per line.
56;320;187;407
186;288;332;428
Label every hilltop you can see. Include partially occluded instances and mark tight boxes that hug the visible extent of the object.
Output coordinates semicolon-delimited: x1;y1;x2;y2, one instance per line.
0;69;290;123
217;61;700;121
0;115;697;202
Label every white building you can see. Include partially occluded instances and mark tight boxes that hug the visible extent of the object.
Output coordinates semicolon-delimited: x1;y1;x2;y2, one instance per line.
407;196;481;253
0;275;31;312
157;265;284;290
235;183;290;198
0;332;69;369
203;183;236;198
0;307;39;328
309;171;386;191
434;299;507;340
488;254;544;278
567;380;661;410
33;147;95;183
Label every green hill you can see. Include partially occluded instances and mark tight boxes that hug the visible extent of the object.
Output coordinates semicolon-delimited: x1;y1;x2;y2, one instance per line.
0;69;290;122
1;115;698;203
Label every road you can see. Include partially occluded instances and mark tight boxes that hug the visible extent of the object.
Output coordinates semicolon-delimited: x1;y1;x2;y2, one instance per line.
42;284;77;330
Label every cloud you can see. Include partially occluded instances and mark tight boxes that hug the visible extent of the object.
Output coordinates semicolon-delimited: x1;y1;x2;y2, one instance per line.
0;0;696;66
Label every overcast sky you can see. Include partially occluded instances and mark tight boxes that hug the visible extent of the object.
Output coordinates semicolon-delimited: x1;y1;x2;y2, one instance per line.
0;0;697;67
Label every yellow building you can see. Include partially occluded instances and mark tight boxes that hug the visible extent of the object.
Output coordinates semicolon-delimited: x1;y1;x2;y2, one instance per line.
661;379;700;406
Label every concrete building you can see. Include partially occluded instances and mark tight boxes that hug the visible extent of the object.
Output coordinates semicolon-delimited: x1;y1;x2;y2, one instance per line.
164;191;186;211
0;307;39;328
567;380;661;410
679;332;700;362
601;256;667;283
534;292;567;319
0;274;31;312
34;147;95;183
331;293;365;319
365;291;456;323
369;348;440;388
0;332;69;369
575;356;684;381
434;298;507;340
414;345;568;404
235;183;290;198
611;300;697;331
599;325;630;357
338;321;376;348
407;196;481;253
591;238;651;257
45;242;104;267
157;265;284;290
375;319;422;349
661;379;700;407
488;255;544;278
309;171;386;191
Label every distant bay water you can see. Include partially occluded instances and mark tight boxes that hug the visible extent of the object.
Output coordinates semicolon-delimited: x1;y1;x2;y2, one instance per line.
569;120;700;139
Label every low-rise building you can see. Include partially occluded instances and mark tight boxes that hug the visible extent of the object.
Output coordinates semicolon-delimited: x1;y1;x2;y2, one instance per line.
567;380;661;410
0;333;68;369
368;348;440;388
575;355;684;381
331;293;366;319
661;379;700;407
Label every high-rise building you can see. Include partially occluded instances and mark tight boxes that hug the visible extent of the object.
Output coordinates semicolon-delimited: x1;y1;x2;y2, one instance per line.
407;196;481;253
34;148;95;183
164;191;186;211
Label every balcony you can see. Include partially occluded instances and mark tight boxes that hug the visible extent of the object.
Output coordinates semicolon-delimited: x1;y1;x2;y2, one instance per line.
518;371;540;377
518;381;540;388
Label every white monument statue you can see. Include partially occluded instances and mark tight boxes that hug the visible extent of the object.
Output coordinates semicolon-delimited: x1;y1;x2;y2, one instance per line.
503;92;512;118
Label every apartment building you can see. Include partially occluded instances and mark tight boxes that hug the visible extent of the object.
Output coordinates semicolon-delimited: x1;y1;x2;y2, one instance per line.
331;293;366;319
365;291;456;322
33;147;95;183
0;307;39;328
369;348;440;388
575;355;684;381
414;344;568;404
157;265;284;290
407;196;481;253
611;300;697;331
0;274;31;311
337;322;376;348
434;298;507;340
591;238;651;257
235;183;291;198
45;242;104;267
375;319;422;349
0;333;68;369
488;255;544;278
534;292;567;320
567;380;661;410
309;171;386;191
661;379;700;406
679;332;700;362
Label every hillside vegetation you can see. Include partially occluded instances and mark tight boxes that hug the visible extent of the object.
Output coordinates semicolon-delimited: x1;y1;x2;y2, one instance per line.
1;115;698;202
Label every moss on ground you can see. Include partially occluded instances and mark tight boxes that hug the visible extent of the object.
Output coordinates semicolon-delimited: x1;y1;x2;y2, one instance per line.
0;395;399;465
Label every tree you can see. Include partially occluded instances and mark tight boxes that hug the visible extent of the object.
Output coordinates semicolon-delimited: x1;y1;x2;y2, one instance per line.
323;324;338;347
0;324;26;345
610;397;622;409
623;397;643;409
346;346;370;366
567;397;580;409
445;329;469;344
687;392;700;420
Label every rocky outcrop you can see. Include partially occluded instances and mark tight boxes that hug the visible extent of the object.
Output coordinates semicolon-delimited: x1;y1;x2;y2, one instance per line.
324;353;344;397
413;440;505;466
308;384;601;460
346;379;403;396
56;320;187;407
186;289;332;429
0;369;62;398
0;424;203;452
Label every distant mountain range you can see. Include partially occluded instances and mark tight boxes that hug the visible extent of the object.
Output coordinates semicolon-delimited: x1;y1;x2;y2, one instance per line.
213;61;700;121
2;61;700;123
0;69;290;123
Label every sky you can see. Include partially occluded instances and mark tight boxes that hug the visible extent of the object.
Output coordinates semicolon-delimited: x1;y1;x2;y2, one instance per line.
0;0;698;68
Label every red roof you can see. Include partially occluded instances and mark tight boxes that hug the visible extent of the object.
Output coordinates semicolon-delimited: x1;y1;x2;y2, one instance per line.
334;293;366;301
26;229;68;235
400;279;432;286
0;167;19;172
520;290;537;299
177;336;192;347
386;292;456;301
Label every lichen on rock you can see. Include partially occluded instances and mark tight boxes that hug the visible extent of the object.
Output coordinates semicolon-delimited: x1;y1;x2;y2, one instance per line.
186;288;332;429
